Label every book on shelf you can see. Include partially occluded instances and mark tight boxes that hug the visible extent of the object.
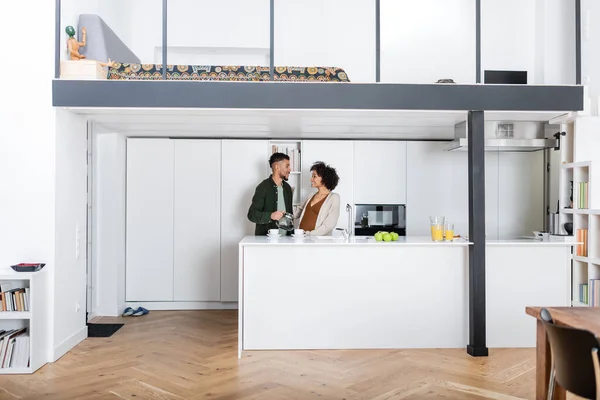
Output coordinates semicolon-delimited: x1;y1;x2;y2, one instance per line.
0;283;30;312
0;328;29;369
271;144;301;172
590;279;600;307
576;229;588;257
580;283;589;304
578;181;589;209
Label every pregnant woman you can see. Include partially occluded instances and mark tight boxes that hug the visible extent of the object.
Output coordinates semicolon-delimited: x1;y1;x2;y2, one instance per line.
295;162;341;236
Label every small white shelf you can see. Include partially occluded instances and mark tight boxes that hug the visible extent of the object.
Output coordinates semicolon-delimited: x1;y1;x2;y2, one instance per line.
290;171;301;174
560;116;600;309
562;208;590;214
0;269;49;374
0;312;31;320
0;368;32;374
561;161;591;169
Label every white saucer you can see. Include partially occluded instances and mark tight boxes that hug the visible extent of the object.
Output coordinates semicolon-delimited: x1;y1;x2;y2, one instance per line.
291;234;306;238
267;233;283;238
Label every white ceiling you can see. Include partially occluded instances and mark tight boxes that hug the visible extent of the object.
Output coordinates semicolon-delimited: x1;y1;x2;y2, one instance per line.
64;107;568;140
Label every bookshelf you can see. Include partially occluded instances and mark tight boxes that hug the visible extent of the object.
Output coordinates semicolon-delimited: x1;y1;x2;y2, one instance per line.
268;141;303;206
0;268;49;374
553;114;600;307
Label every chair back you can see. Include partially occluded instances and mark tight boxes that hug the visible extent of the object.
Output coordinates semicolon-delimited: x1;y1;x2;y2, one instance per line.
541;308;600;399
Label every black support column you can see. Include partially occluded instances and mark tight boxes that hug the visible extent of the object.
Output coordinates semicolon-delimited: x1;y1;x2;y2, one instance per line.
467;110;488;357
162;0;168;79
269;0;275;81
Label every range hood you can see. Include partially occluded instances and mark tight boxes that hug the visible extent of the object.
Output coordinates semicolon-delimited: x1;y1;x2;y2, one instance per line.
445;121;559;152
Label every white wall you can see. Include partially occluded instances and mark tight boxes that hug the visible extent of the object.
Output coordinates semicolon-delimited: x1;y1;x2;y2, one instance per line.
406;142;545;240
54;110;89;359
275;0;375;83
125;0;269;64
381;0;476;84
93;131;126;317
481;0;536;83
582;0;600;114
536;0;576;85
0;0;56;363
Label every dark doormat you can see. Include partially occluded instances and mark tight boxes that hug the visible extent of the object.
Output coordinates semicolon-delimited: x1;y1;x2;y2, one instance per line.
87;323;124;338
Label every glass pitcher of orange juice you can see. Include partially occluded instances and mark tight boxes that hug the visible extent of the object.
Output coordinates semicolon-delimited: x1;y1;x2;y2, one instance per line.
429;216;445;242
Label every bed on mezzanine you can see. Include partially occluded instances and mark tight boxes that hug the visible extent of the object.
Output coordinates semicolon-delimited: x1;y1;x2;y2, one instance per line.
53;13;584;115
67;14;349;83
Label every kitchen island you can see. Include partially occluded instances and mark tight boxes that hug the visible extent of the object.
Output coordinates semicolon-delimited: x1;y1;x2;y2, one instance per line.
238;236;574;357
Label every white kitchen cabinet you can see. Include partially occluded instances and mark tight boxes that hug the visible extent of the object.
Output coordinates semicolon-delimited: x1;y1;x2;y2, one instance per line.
174;140;221;301
301;141;354;232
221;140;268;301
126;138;174;301
354;141;407;204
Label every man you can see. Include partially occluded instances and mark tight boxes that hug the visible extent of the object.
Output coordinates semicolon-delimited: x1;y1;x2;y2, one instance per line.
248;153;293;235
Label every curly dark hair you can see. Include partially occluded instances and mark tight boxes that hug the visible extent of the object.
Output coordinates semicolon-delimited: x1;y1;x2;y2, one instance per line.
310;161;339;191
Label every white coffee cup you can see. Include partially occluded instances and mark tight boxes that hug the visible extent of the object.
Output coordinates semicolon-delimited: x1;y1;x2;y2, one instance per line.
268;229;279;236
294;229;305;236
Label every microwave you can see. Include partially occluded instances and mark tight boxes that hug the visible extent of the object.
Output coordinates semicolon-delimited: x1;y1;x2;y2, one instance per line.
354;204;406;236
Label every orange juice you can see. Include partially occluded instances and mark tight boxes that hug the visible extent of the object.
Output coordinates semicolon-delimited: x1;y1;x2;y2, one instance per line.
445;229;454;241
431;225;443;241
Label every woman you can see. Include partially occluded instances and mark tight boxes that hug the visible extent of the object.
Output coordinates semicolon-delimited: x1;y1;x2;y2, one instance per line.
295;161;340;236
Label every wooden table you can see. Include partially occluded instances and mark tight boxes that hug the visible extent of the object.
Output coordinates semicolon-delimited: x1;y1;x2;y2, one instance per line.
526;306;600;400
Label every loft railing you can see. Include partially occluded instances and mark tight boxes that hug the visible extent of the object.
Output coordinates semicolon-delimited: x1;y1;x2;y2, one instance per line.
54;0;581;85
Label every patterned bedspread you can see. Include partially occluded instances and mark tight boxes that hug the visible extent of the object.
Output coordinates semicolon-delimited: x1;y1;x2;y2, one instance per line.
107;63;350;82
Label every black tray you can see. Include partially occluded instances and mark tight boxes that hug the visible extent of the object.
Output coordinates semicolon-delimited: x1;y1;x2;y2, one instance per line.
10;263;45;272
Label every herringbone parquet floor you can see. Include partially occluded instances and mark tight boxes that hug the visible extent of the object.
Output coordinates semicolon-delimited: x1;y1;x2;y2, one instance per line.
0;311;559;399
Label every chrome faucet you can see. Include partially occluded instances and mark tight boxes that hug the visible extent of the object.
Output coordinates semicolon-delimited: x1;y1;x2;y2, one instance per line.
346;203;353;237
334;204;354;240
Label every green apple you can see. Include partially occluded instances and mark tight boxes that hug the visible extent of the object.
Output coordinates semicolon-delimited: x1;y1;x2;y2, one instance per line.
383;233;392;242
374;232;383;241
391;232;399;241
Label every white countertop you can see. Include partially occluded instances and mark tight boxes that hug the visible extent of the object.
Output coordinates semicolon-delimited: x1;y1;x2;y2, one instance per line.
239;236;578;247
486;238;578;246
240;235;471;246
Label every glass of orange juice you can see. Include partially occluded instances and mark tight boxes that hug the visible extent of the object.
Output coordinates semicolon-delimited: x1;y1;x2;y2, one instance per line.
429;216;445;242
444;223;454;241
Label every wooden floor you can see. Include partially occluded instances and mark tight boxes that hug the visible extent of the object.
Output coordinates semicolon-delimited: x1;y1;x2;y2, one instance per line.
0;311;545;399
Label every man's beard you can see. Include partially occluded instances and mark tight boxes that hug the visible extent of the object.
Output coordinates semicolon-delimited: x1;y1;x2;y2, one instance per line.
280;172;288;181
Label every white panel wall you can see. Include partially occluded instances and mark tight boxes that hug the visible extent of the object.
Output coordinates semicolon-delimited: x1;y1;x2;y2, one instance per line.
126;139;174;301
174;140;221;301
405;142;544;240
1;0;55;362
536;0;576;85
124;0;269;64
381;0;476;84
481;0;536;83
221;140;268;301
93;131;127;317
274;0;375;83
582;0;600;114
302;141;354;232
498;152;545;239
54;110;88;360
354;141;407;204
